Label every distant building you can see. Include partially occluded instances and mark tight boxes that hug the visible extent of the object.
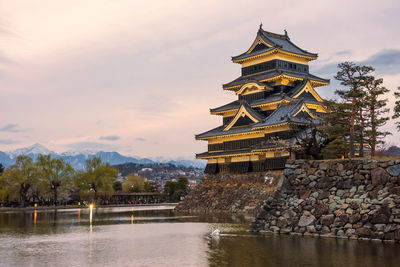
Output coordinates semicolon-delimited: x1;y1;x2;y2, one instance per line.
196;25;329;174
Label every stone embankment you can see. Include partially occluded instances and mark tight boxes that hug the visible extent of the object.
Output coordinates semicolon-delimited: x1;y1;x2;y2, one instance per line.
175;171;282;213
251;159;400;242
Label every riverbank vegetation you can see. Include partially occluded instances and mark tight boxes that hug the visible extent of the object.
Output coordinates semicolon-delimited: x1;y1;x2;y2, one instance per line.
0;156;189;207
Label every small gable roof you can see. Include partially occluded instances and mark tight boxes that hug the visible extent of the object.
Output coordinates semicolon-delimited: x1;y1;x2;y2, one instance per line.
223;101;265;131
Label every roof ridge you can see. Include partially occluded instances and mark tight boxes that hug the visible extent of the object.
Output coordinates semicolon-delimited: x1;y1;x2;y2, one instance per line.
260;28;288;40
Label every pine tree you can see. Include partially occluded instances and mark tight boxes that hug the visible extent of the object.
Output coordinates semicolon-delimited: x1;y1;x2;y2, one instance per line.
393;87;400;131
363;77;390;156
320;100;352;159
335;62;374;157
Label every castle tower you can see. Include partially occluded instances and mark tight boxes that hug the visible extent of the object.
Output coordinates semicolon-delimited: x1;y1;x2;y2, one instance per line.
196;25;329;174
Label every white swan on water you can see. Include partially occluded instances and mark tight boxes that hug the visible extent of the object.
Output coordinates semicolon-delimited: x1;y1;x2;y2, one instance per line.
211;229;220;236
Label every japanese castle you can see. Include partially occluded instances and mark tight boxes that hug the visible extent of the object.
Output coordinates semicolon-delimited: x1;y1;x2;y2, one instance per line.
196;25;329;174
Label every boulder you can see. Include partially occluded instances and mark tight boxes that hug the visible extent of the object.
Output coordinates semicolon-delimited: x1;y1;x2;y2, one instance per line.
321;226;330;234
300;189;311;199
386;164;400;177
284;168;294;176
298;215;316;227
356;227;371;237
349;213;361;224
371;205;391;224
321;214;335;226
317;177;332;189
277;216;288;228
314;203;328;218
389;186;400;195
371;167;390;186
319;162;329;170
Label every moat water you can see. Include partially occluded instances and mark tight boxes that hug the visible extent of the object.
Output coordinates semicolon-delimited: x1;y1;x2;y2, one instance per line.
0;206;399;267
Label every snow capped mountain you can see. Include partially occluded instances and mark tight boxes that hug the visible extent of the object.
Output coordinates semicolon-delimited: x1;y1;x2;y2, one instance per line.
8;143;54;159
0;144;206;169
61;149;98;157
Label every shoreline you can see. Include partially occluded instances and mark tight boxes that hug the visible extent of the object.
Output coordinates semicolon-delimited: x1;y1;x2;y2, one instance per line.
0;203;178;212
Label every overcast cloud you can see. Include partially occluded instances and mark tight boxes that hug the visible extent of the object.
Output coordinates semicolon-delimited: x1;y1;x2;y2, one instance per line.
0;0;399;157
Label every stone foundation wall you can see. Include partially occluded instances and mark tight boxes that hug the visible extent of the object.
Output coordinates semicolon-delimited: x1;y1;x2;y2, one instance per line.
175;171;283;213
251;159;400;242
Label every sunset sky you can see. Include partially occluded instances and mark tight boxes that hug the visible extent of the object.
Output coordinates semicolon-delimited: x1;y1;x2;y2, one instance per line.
1;0;399;158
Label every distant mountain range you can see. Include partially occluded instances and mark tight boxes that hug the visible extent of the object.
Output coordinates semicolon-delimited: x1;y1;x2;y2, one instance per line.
0;143;206;170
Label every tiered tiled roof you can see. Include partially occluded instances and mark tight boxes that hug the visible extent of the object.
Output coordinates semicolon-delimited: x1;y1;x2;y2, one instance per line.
232;27;317;61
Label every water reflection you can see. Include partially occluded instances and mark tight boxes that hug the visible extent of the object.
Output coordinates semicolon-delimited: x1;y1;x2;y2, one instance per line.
206;233;400;267
0;207;398;267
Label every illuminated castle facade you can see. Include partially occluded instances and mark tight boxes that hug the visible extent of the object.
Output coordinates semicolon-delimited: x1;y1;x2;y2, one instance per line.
196;25;329;174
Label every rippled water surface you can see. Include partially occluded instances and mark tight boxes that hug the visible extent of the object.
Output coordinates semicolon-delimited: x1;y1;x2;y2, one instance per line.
0;206;399;267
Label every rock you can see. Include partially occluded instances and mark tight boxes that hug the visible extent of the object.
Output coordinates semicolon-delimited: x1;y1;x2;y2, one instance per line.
298;215;316;227
336;189;345;197
384;224;397;233
317;177;332;189
270;226;280;233
337;179;353;189
374;224;386;231
284;168;294;176
389;186;400;195
277;216;288;228
329;202;338;212
306;225;316;233
314;203;328;218
387;164;400;177
282;209;297;220
308;174;317;180
337;229;345;236
346;228;356;236
371;167;390;186
346;208;354;214
371;205;391;224
349;214;361;224
318;191;330;200
350;201;360;210
394;229;400;241
356;227;371;237
321;226;330;234
321;214;335;225
366;184;374;191
303;210;312;216
297;176;311;185
319;162;329;170
339;213;350;223
294;168;304;175
334;209;344;217
300;189;311;199
363;162;378;170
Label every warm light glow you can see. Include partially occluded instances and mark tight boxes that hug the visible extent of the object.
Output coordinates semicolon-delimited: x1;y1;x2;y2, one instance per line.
131;214;134;224
33;210;37;234
89;203;94;224
34;203;38;208
78;202;81;206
